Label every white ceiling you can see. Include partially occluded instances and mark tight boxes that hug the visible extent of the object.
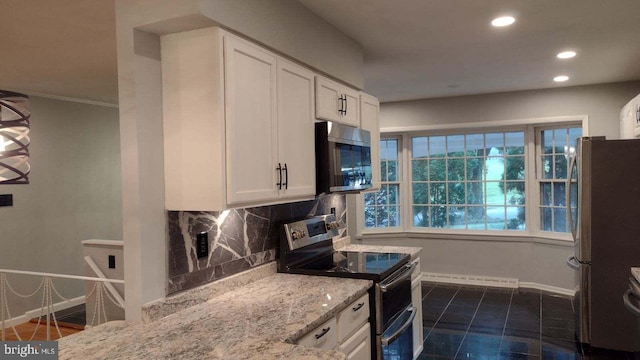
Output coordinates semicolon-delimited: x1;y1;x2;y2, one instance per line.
1;0;639;105
298;0;640;102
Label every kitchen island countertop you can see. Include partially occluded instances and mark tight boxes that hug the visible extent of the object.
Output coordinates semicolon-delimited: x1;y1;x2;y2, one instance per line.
58;273;371;360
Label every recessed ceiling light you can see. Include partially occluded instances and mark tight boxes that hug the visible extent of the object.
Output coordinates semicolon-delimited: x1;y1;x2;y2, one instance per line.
491;16;516;27
557;51;577;59
554;75;570;82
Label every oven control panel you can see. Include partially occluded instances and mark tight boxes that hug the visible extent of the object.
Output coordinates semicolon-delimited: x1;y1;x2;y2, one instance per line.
283;214;344;251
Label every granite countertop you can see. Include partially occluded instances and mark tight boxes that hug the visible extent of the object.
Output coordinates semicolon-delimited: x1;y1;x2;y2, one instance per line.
335;238;422;261
58;273;371;360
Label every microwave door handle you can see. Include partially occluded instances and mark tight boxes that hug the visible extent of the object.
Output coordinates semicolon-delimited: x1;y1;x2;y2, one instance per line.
380;262;417;293
380;306;416;346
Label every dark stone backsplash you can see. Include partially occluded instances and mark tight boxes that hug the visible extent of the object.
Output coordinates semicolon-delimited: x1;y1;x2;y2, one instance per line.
167;194;346;294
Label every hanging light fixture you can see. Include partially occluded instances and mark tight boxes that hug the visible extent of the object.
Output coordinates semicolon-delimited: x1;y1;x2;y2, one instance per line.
0;90;31;184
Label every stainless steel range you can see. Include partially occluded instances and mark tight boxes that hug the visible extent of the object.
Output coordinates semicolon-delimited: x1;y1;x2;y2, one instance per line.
278;215;416;360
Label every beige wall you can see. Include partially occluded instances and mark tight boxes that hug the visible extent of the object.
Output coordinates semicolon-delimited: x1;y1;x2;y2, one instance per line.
0;96;122;315
381;81;640;139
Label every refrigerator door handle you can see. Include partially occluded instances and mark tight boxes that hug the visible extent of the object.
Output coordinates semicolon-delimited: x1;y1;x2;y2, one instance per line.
566;255;580;270
567;154;578;242
623;289;640;317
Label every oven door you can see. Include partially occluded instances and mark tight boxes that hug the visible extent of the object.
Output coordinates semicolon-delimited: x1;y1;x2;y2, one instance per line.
376;262;416;333
379;305;416;360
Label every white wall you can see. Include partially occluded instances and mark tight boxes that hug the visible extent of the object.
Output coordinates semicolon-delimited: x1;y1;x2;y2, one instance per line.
381;81;640;139
355;81;640;293
0;96;122;315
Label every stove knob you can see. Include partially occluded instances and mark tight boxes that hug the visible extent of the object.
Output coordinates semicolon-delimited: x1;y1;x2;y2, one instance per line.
291;229;306;240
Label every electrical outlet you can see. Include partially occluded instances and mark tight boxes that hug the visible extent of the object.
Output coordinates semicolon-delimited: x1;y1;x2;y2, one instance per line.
196;232;208;259
0;194;13;207
108;255;116;269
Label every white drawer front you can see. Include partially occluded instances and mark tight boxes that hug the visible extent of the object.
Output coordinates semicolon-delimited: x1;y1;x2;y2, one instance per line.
337;293;370;342
298;317;338;350
339;322;371;360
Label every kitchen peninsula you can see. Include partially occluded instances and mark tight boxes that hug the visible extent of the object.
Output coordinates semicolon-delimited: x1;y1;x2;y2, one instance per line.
58;264;370;360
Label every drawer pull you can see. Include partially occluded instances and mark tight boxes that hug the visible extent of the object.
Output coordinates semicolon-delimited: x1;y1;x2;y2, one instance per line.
315;327;331;340
352;302;365;312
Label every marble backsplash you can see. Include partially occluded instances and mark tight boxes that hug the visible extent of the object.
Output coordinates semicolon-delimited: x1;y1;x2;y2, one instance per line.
167;194;346;294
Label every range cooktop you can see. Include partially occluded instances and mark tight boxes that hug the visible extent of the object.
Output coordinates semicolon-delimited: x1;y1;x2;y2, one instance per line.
286;250;411;282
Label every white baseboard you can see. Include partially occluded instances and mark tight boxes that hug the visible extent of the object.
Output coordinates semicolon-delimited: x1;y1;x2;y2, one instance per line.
2;296;85;328
519;282;575;297
422;272;518;289
421;272;574;296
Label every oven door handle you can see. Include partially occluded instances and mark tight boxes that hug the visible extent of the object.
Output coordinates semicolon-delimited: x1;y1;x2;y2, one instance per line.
380;262;417;293
380;306;416;346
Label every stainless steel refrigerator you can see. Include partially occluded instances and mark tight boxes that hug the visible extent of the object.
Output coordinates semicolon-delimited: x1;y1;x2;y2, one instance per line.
566;136;640;352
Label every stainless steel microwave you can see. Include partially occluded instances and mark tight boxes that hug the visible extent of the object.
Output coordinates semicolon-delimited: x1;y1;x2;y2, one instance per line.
315;121;372;194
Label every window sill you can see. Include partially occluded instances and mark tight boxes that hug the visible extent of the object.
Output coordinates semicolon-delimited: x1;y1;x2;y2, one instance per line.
356;229;574;247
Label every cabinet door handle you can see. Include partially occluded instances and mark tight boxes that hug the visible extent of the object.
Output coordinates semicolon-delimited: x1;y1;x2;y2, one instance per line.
338;94;346;115
283;163;288;190
314;326;331;340
352;302;365;312
344;94;348;115
276;163;282;190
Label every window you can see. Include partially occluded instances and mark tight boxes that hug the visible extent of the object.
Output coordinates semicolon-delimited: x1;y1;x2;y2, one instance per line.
410;131;526;230
364;137;401;228
537;126;582;233
360;119;583;237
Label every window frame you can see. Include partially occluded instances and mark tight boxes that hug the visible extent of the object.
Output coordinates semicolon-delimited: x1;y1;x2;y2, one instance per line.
360;135;404;231
357;115;588;242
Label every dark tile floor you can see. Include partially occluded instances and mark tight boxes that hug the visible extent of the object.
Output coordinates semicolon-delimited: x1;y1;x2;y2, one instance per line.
418;282;638;360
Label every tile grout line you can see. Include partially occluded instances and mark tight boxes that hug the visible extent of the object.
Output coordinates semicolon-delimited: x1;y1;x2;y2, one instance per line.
423;286;461;343
497;287;515;355
453;287;487;359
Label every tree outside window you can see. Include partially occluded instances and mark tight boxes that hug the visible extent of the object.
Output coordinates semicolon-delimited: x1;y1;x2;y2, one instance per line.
364;138;401;228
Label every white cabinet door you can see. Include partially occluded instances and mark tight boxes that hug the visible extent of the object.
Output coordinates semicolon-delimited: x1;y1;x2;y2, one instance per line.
360;92;380;191
224;35;279;205
342;87;361;127
338;322;371;360
315;76;360;127
277;59;316;198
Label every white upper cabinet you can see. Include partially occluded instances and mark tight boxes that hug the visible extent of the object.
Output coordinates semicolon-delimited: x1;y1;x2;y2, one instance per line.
224;35;279;205
161;27;316;211
316;75;360;127
360;92;381;191
276;59;316;199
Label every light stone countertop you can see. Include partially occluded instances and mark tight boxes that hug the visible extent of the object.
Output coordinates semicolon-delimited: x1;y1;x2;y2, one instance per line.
335;237;422;261
58;273;371;360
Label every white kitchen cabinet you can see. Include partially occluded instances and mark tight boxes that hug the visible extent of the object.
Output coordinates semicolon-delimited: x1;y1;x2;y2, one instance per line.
299;293;371;358
620;93;640;139
316;75;360;127
360;92;381;191
298;317;338;350
224;34;279;204
338;322;371;360
337;293;370;342
162;27;316;210
411;258;423;358
276;58;317;198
